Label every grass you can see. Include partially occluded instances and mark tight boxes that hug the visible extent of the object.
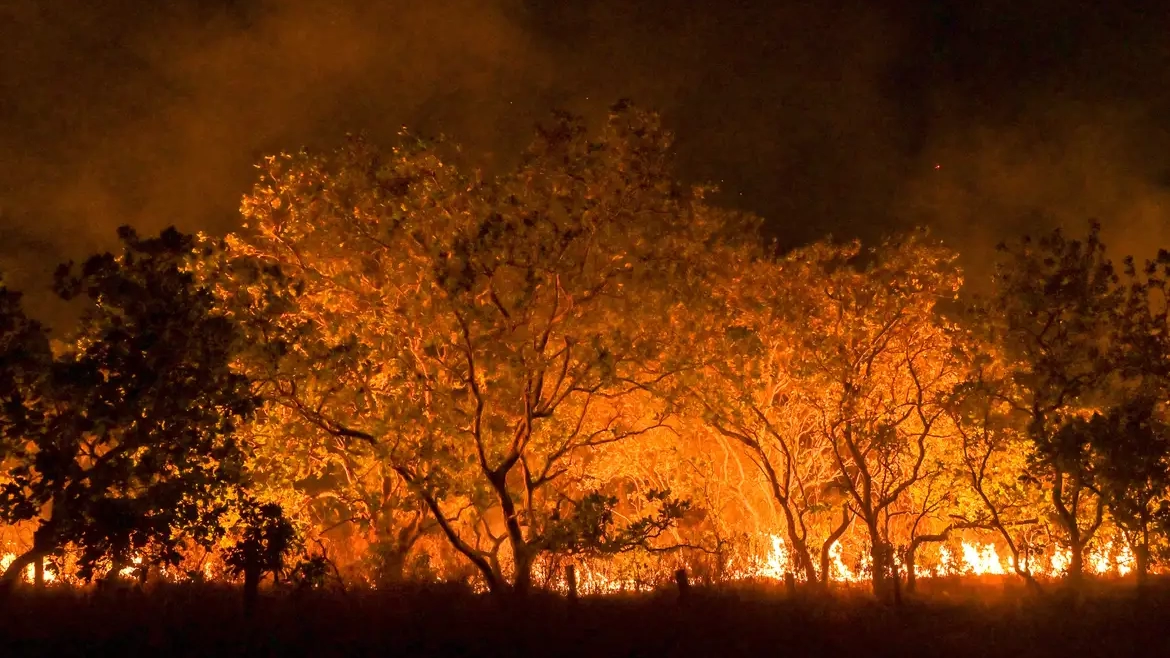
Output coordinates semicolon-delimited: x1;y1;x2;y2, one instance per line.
2;579;1169;657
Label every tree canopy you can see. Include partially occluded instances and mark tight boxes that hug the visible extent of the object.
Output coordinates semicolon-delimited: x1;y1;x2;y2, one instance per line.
1;106;1169;600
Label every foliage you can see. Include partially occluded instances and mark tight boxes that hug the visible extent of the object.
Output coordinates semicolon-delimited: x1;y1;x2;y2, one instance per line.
0;276;51;459
223;499;298;583
216;103;741;594
971;222;1124;581
0;227;260;586
6;106;1170;598
543;488;690;556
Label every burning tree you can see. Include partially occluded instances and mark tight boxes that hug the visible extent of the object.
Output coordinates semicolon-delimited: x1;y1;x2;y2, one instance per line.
779;235;962;599
944;354;1046;590
220;104;738;595
680;248;854;588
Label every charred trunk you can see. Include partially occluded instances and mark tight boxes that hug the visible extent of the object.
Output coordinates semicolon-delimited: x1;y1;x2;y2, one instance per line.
1067;541;1085;586
512;549;534;598
243;565;261;616
1135;542;1150;589
904;547;918;594
869;539;891;601
0;548;45;596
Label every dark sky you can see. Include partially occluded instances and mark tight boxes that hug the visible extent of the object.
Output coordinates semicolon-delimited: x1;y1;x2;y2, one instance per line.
3;0;1170;321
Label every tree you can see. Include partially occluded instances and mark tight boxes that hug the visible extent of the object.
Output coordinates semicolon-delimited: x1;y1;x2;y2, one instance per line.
682;251;853;588
220;104;735;594
0;227;259;590
778;235;962;599
973;222;1121;584
893;459;967;594
0;275;52;585
1090;249;1170;584
1084;397;1170;585
224;496;298;614
944;359;1045;591
0;274;50;452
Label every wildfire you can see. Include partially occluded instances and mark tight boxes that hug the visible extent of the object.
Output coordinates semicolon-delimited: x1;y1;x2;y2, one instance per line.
827;540;861;582
746;536;1138;584
759;534;790;580
118;556;144;579
0;553;58;584
0;535;1146;593
960;542;1006;576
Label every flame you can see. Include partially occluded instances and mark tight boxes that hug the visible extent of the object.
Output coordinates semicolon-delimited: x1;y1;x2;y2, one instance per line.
1050;546;1071;575
0;535;1146;592
827;541;860;582
0;553;58;584
938;545;954;575
960;542;1006;575
1115;542;1134;577
118;555;143;579
761;534;790;580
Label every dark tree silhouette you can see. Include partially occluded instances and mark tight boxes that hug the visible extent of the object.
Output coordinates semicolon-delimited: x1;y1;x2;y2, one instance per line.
0;227;259;591
1090;250;1170;585
224;497;297;614
975;222;1121;584
0;274;51;465
0;277;52;585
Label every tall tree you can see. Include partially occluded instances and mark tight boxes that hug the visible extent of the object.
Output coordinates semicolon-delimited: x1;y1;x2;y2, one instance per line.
682;251;852;588
944;357;1045;591
973;222;1121;584
0;227;259;589
0;275;52;585
1090;250;1170;584
221;104;737;594
0;274;50;464
780;235;962;599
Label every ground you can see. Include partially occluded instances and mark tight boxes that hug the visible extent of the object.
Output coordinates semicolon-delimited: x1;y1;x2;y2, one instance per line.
1;580;1167;657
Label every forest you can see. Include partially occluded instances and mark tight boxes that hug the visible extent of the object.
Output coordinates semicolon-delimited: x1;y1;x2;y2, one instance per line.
3;105;1170;611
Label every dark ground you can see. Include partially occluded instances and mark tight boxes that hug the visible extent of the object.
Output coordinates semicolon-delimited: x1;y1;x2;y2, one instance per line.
1;581;1166;657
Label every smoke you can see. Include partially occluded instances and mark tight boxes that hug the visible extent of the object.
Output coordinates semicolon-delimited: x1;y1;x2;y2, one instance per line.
892;0;1170;284
1;0;544;321
903;103;1170;288
2;0;1169;320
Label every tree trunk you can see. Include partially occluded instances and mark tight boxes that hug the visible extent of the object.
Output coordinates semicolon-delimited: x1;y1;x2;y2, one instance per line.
1067;541;1085;586
1007;550;1043;594
512;549;533;597
904;547;918;594
0;548;44;594
566;565;578;603
1135;540;1150;589
818;505;853;589
33;557;43;588
868;533;891;601
243;566;260;617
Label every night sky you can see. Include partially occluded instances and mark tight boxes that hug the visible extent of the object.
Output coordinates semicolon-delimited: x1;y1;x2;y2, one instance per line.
3;0;1169;321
